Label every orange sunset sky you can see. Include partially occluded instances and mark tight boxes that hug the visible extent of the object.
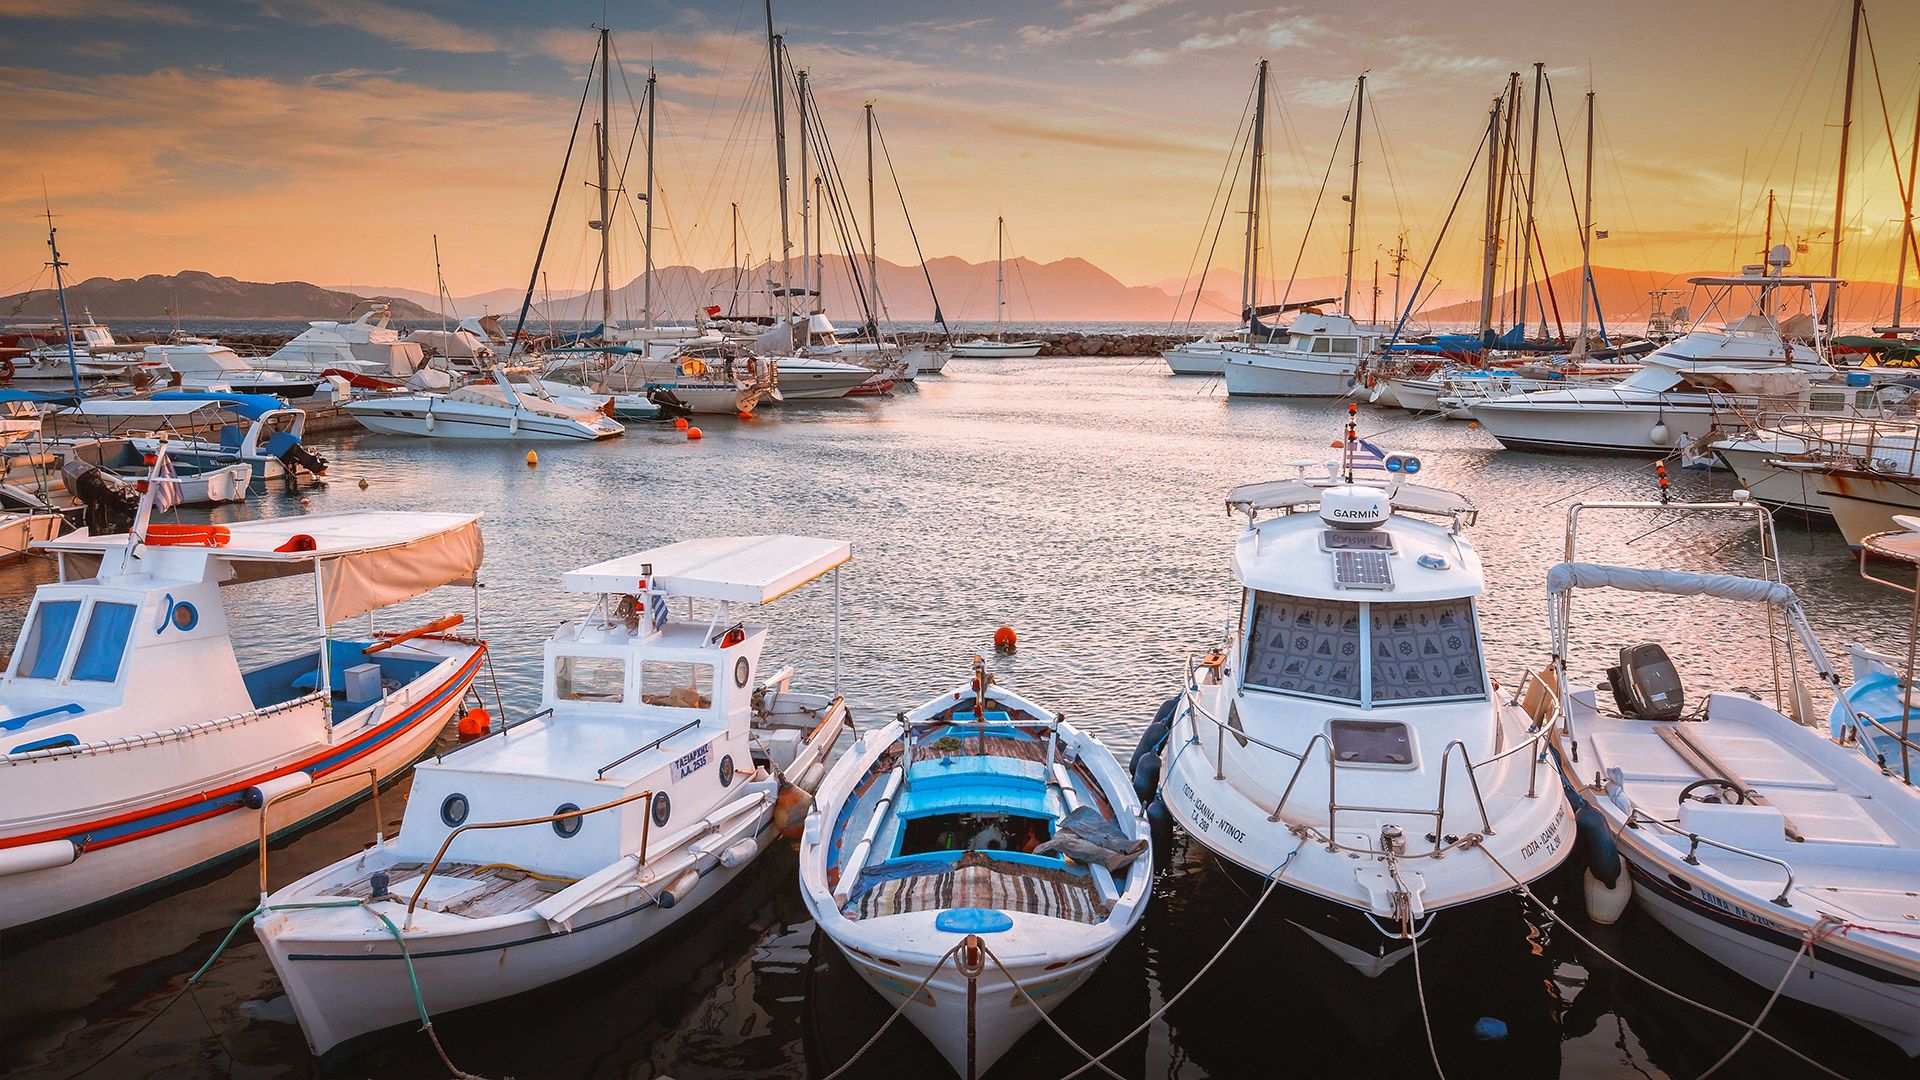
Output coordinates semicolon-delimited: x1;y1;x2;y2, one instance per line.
2;0;1916;308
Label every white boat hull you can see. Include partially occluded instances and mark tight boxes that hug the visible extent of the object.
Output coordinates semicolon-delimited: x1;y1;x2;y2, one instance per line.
1469;397;1724;454
1713;443;1831;514
0;512;62;562
342;399;622;441
950;340;1043;359
1221;352;1356;397
1823;472;1920;547
1164;345;1228;375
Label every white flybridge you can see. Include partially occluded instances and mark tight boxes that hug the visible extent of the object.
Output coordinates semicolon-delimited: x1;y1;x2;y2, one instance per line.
801;658;1150;1079
951;217;1043;359
256;534;853;1062
258;305;427;379
0;500;487;931
1153;447;1572;975
1546;500;1920;1057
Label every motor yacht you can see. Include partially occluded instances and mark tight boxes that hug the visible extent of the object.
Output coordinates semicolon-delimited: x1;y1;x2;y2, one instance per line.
343;367;624;441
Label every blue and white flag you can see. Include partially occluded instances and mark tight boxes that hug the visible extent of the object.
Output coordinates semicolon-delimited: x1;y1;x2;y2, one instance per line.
648;591;668;633
1348;437;1389;473
151;450;182;512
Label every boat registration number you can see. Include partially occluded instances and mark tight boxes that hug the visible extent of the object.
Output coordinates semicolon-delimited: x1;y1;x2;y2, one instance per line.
1180;783;1246;843
674;742;713;779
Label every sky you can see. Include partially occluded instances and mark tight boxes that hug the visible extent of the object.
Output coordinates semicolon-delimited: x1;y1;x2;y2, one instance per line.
2;0;1917;306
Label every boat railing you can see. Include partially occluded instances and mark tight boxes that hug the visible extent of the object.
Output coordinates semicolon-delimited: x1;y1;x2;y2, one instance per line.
1842;708;1918;785
257;765;381;900
1624;808;1797;906
1180;680;1546;856
597;718;701;778
404;787;657;927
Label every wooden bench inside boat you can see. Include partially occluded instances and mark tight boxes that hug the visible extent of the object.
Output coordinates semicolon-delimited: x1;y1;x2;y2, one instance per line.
323;860;574;919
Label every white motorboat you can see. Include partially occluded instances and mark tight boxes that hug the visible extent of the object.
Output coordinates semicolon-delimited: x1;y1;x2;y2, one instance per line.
801;659;1150;1078
534;376;667;422
143;342;319;396
1469;265;1884;454
343;367;624;441
771;353;873;400
1163;331;1241;376
1220;313;1392;397
1153;455;1572;975
1548;498;1920;1058
8;347;170;388
140;393;330;487
0;497;487;931
258;306;427;379
1824;461;1920;548
256;534;853;1060
0;498;64;563
60;437;252;506
1712;416;1919;516
545;344;772;416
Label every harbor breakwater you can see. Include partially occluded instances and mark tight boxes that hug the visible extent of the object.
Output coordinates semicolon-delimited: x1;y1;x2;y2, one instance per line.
144;330;1195;358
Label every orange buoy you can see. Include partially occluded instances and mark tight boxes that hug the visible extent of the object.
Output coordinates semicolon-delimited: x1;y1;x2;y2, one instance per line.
525;450;538;467
686;426;703;440
772;784;813;839
738;411;753;420
993;626;1018;654
1467;420;1481;430
357;478;369;490
674;417;690;430
458;707;490;741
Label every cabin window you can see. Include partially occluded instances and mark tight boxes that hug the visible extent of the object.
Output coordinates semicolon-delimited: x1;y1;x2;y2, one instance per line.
555;655;625;702
18;600;80;680
1245;593;1362;703
641;661;713;710
1369;599;1486;703
71;602;136;683
1329;338;1359;354
1310;337;1333;353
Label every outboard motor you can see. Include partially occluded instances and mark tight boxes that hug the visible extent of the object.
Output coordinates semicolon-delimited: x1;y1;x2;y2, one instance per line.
265;430;328;489
63;461;139;534
1606;644;1684;721
646;386;694;422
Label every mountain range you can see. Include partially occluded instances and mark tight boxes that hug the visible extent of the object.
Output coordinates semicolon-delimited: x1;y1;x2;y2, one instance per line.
0;270;438;322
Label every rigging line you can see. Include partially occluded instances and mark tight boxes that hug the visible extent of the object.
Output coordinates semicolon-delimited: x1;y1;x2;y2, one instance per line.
1388;114;1496;345
1170;75;1258;331
507;47;599;359
1861;10;1920;274
1276;87;1355;317
1185;119;1256;329
795;75;878;326
872;114;951;338
1366;80;1410;242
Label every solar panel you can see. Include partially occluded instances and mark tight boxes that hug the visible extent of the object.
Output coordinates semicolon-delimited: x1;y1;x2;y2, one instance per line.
1333;549;1394;590
1322;530;1393;551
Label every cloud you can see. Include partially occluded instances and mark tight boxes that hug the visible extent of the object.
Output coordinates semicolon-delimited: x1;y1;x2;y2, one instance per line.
1104;13;1318;67
1019;0;1178;46
251;1;509;56
0;0;198;23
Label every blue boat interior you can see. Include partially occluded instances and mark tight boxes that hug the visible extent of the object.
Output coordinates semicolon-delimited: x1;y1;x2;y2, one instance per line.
242;640;438;716
1838;671;1917;766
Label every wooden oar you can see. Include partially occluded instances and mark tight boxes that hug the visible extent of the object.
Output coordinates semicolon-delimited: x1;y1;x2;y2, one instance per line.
1657;725;1804;843
364;613;464;655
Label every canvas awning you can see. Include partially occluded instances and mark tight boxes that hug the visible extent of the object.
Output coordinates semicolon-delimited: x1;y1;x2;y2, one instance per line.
1545;562;1794;605
42;511;483;623
564;534;849;604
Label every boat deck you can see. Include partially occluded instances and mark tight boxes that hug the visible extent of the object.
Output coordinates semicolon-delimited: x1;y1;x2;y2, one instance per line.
844;849;1105;923
322;860;573;920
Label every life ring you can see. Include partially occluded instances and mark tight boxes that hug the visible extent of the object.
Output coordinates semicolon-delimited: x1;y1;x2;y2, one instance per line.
143;524;231;547
680;357;709;378
746;356;759;377
0;356;13;383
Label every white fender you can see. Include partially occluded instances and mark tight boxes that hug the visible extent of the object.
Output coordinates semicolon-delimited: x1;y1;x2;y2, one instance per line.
656;867;701;909
718;838;759;869
245;770;313;809
0;838;78;877
1583;867;1632;925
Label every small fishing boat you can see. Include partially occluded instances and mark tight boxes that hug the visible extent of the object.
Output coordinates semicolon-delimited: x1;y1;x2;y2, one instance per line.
1833;514;1920;780
1153;442;1571;976
1548;498;1920;1057
0;479;487;932
60;437;252;506
342;367;624;440
800;658;1150;1078
1711;415;1918;517
257;534;852;1061
142;392;331;487
0;492;65;562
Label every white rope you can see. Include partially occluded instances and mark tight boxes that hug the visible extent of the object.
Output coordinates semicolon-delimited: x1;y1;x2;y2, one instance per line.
980;944;1125;1080
820;939;967;1080
1054;841;1306;1080
1397;865;1448;1080
1478;846;1845;1079
1693;917;1831;1079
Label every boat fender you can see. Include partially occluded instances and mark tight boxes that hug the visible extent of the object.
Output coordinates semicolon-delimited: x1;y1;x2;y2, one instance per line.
1583;867;1632;925
244;771;314;809
1131;749;1162;804
1574;801;1621;887
0;838;78;877
773;785;813;839
656;867;701;909
795;760;825;793
718;838;759;869
1146;797;1172;871
1129;697;1179;772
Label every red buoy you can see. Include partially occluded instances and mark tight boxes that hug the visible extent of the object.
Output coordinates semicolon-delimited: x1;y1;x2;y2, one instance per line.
993;626;1018;654
687;426;704;440
738;411;753;421
674;417;690;431
457;707;490;741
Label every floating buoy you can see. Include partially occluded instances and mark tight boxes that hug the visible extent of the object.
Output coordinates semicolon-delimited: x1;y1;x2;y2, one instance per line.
1473;1017;1508;1042
299;498;311;507
525;450;539;467
773;784;813;838
458;707;490;740
738;411;753;420
357;478;369;490
674;417;690;430
686;426;703;440
1329;440;1344;449
1467;420;1480;430
993;625;1018;654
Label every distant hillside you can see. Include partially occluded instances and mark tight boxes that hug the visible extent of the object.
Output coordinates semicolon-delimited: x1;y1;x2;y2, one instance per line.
0;270;438;321
1415;265;1912;328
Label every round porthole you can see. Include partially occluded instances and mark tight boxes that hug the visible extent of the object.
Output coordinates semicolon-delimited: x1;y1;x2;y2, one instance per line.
734;656;750;688
171;602;198;632
439;793;469;827
719;754;735;787
552;802;583;838
651;791;671;827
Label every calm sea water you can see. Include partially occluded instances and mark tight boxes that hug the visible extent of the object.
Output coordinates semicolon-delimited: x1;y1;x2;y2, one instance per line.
0;357;1907;1079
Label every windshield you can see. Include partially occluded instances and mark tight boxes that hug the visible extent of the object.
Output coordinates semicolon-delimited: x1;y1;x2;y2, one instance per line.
1245;592;1486;706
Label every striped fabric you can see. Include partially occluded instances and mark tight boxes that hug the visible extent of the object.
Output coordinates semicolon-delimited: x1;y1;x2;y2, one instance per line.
846;853;1105;924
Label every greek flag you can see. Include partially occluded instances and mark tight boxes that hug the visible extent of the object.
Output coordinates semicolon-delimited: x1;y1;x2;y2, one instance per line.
151;450;182;512
648;591;668;632
1349;437;1389;473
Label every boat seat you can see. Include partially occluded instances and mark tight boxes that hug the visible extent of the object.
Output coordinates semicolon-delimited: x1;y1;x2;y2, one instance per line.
1589;732;1696;782
845;851;1103;924
1757;789;1899;847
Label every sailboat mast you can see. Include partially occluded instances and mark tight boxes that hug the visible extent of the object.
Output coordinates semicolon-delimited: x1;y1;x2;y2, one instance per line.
433;233;447;331
1518;61;1544;334
765;5;793;323
798;68;810;330
1476;94;1502;342
995;216;1005;334
597;26;612;332
1492;71;1520;333
814;174;824;308
644;68;656;329
866;102;878;326
1343;73;1364;318
1892;80;1919;329
1830;0;1862;300
1371;259;1379;324
1242;59;1268;329
1576;88;1595;349
43;209;82;397
730;202;740;317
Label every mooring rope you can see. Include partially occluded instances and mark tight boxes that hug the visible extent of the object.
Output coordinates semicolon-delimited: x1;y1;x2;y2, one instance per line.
1396;865;1449;1080
979;943;1126;1080
820;939;969;1080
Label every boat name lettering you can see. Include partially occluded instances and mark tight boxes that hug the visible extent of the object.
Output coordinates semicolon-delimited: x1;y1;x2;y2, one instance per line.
1216;817;1246;843
673;742;712;779
1521;816;1564;861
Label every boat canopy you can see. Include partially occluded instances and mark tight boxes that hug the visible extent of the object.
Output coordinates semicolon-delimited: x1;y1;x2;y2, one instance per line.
1545;562;1792;605
0;389;81;406
1226;479;1476;524
564;534;850;604
41;511;483;623
153;390;291;419
58;399;226;419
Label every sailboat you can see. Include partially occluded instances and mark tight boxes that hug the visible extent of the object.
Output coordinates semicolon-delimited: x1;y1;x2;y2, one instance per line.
952;218;1043;359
